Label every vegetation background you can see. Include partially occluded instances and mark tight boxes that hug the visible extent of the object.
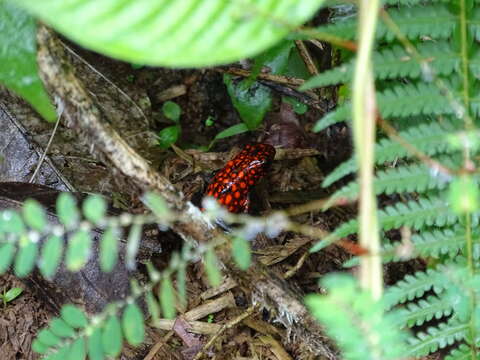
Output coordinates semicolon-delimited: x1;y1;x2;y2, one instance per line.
0;0;478;359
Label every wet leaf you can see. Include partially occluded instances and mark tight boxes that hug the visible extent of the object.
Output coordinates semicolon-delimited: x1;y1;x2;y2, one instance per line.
15;0;325;67
122;303;144;346
0;2;56;121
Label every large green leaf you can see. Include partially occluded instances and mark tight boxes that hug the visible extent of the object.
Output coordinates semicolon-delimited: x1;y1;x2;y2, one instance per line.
0;2;56;121
14;0;324;67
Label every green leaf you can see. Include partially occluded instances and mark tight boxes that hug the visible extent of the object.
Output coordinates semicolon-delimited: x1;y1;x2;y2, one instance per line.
176;262;187;309
224;74;272;130
122;303;144;346
208;123;249;150
232;237;251;270
61;305;88;329
82;195;107;224
66;230;92;272
126;224;141;270
162;101;181;123
14;237;38;277
39;235;63;279
37;328;61;347
160;275;176;319
283;96;308;114
146;290;161;322
99;227;119;273
0;2;56;121
102;315;122;357
253;40;295;79
143;192;169;219
22;199;47;231
31;339;49;354
15;0;325;67
158;125;180;149
56;193;80;229
3;287;23;302
44;346;70;360
50;318;75;338
0;210;25;234
449;176;479;214
68;337;86;360
204;248;222;287
305;274;408;360
87;327;104;360
0;243;16;274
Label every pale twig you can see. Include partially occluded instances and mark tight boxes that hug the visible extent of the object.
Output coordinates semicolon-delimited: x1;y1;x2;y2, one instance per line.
216;67;304;87
284;251;309;279
295;40;319;76
308;39;325;51
29;104;63;183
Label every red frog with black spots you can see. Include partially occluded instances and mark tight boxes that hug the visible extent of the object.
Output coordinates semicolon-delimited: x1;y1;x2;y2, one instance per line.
204;143;275;213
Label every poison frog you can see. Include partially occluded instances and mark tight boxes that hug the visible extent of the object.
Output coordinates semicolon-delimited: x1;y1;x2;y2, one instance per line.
205;143;275;213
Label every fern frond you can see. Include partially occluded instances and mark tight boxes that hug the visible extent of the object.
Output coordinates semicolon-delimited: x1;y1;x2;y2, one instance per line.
316;82;454;130
322;121;456;186
445;344;473;360
395;295;453;328
328;160;455;203
320;5;455;42
383;267;448;308
313;196;458;253
406;319;468;357
306;274;408;360
303;41;462;89
343;226;465;267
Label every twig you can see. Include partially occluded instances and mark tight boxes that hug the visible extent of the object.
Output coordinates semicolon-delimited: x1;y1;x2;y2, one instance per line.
29;104;63;183
295;40;319;76
201;277;237;300
284;251;309;279
217;67;304;87
143;331;176;360
193;306;257;360
308;39;325;51
152;319;220;335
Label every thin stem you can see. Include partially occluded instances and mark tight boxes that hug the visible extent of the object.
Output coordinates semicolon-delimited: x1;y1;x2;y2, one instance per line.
353;0;382;299
459;0;473;130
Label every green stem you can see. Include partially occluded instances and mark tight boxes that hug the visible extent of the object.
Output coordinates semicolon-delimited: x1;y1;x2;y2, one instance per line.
353;0;382;299
459;0;473;130
466;213;473;274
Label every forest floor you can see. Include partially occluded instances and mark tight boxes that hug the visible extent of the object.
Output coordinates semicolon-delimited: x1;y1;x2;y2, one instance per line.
0;40;434;360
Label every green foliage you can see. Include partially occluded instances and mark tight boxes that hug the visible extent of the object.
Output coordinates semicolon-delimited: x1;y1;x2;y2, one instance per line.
305;274;407;360
0;2;56;122
207;123;249;150
158;101;182;149
162;101;181;123
204;248;222;287
0;185;243;358
225;74;272;131
232;236;252;270
13;0;325;67
306;0;480;358
0;286;23;307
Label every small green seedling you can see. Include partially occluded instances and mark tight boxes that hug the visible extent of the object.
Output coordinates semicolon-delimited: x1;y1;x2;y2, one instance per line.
1;287;23;308
158;101;182;149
